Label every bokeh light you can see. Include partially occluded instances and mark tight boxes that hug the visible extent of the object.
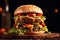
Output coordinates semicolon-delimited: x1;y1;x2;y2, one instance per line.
0;6;3;13
54;8;59;13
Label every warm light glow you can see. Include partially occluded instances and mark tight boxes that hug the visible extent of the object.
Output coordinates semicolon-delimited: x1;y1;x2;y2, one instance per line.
0;28;6;33
54;8;59;13
6;5;9;12
0;7;3;12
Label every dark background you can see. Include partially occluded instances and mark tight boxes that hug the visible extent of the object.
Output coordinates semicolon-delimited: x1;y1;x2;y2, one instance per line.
0;0;60;33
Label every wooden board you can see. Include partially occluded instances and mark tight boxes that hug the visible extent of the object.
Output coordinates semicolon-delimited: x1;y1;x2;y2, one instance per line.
0;33;60;39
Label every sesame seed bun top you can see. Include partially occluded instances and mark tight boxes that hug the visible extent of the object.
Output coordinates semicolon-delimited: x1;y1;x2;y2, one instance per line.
14;5;43;15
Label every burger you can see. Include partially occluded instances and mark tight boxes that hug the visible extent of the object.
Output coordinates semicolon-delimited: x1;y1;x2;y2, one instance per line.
13;5;49;35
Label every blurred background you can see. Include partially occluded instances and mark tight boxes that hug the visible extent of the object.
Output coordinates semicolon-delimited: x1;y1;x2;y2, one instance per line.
0;0;60;33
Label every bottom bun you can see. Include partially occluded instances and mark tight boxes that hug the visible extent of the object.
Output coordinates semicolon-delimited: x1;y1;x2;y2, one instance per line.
24;31;45;35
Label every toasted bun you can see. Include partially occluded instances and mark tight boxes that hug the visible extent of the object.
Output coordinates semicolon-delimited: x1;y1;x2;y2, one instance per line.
14;5;43;15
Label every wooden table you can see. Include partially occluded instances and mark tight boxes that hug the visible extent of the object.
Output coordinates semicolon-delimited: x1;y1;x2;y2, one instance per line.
0;33;60;40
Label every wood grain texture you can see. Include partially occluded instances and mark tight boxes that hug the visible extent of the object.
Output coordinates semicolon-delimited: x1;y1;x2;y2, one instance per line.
0;33;59;39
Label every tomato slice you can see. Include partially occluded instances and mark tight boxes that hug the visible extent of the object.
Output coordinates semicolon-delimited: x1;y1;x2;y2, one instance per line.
18;13;22;16
41;23;46;27
27;13;36;17
24;24;32;26
36;13;43;16
15;13;22;16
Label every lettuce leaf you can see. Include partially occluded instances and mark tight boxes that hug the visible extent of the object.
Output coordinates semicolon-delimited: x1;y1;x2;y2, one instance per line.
40;26;48;32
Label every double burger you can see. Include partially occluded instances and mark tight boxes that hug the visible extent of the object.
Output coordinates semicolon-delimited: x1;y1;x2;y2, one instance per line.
13;5;49;35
